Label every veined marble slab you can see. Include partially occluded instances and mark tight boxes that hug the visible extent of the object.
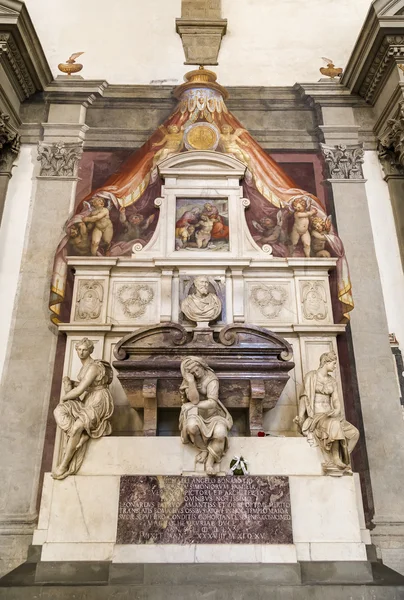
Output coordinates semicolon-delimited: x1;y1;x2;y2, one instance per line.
78;436;324;476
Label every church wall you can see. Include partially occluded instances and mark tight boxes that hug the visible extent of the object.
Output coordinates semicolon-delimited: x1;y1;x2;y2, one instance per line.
0;145;37;381
23;0;372;86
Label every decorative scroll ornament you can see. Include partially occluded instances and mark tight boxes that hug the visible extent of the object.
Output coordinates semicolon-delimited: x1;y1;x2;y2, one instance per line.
75;280;103;320
320;143;364;180
117;284;154;319
37;142;83;177
251;284;288;319
301;281;327;321
378;102;404;174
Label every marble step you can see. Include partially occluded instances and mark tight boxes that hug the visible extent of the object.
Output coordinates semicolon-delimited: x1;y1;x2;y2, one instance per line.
0;582;404;600
1;559;404;594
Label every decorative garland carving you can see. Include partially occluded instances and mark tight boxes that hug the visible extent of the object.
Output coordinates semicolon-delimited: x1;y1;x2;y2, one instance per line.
117;284;154;319
320;143;364;180
37;142;83;177
250;284;288;319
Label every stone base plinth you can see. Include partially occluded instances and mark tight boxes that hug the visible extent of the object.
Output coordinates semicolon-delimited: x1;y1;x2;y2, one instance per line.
32;437;368;565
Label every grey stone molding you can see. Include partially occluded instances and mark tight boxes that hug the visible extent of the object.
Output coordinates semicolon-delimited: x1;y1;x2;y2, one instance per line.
0;1;52;102
342;1;404;104
37;141;83;177
320;143;365;180
176;0;227;65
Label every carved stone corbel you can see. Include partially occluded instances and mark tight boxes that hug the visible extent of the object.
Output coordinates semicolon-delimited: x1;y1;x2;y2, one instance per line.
37;141;83;177
176;0;227;65
320;142;365;180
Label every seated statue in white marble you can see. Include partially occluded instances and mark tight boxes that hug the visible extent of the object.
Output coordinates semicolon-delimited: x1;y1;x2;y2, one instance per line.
52;338;114;480
294;351;359;476
179;356;233;475
181;276;221;324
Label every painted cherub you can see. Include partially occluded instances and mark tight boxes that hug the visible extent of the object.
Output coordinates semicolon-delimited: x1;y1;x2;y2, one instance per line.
82;196;114;256
152;125;184;167
252;210;287;245
219;124;250;165
310;215;332;258
287;195;318;257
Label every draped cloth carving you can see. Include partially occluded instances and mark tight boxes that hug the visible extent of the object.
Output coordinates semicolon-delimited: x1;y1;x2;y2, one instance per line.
50;67;353;323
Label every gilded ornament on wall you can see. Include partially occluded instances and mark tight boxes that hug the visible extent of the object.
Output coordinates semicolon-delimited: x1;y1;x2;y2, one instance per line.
184;122;220;150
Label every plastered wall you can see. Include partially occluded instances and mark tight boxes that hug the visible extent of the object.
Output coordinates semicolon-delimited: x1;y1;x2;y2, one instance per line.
24;0;371;86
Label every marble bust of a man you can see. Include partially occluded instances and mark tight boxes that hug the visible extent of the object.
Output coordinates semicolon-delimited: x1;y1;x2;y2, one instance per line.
181;276;222;323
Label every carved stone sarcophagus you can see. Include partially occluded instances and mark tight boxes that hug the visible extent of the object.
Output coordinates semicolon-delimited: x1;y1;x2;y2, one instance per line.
113;323;294;436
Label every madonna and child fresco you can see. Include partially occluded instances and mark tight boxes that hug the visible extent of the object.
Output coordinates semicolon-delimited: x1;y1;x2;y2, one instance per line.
50;67;353;323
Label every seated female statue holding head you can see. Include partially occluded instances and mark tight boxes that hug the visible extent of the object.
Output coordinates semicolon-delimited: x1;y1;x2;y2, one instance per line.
179;356;233;476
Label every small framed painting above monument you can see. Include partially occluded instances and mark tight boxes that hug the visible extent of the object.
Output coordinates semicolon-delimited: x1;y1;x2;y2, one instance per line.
175;197;229;251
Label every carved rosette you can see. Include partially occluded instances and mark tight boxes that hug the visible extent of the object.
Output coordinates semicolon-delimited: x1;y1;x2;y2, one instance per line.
320;143;364;180
377;103;404;176
37;141;83;177
0;111;20;174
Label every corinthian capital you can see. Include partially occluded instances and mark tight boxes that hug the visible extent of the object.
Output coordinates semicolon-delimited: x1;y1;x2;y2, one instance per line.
37;142;83;177
320;143;364;180
378;102;404;172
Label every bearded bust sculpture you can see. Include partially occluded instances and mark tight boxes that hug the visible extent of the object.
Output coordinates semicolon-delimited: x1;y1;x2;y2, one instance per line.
181;276;222;324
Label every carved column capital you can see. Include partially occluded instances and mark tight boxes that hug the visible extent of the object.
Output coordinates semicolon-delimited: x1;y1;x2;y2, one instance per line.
377;102;404;176
0;110;20;174
37;141;83;177
320;142;365;180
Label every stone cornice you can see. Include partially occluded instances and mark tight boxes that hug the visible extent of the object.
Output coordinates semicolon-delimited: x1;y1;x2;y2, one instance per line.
293;82;368;108
0;1;52;102
342;1;404;104
43;76;108;106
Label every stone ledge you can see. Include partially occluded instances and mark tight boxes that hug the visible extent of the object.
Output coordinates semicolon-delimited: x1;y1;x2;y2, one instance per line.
2;559;404;590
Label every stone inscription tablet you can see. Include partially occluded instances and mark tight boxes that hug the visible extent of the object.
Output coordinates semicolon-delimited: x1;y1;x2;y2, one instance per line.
117;475;292;544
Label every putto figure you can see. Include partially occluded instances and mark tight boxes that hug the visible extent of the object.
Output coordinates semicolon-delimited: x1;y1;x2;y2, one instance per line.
294;351;359;476
52;338;114;480
287;195;317;258
152;124;184;166
179;356;233;475
181;275;222;324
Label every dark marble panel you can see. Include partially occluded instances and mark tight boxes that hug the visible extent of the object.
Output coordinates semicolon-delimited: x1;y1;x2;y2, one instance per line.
117;475;292;545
